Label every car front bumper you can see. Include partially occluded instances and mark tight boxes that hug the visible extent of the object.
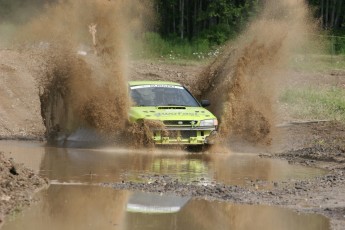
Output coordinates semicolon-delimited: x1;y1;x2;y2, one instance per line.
152;127;217;145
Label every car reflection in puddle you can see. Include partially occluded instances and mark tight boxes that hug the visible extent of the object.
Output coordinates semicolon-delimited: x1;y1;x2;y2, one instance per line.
127;192;190;214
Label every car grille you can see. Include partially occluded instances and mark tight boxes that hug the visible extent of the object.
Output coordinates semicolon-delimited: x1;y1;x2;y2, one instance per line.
163;120;198;126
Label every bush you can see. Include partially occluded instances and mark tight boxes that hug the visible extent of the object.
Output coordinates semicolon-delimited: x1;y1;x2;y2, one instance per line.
200;23;235;45
333;36;345;54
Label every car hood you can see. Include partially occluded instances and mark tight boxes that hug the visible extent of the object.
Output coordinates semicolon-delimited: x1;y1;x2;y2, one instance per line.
129;106;216;121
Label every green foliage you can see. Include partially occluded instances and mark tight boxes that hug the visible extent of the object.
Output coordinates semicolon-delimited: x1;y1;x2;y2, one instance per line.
0;0;51;23
200;23;234;45
280;87;345;122
155;0;259;45
130;32;220;62
332;34;345;55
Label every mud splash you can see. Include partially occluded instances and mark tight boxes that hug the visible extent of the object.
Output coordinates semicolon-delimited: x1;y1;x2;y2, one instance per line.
127;120;168;148
193;0;314;145
37;51;128;141
16;0;152;141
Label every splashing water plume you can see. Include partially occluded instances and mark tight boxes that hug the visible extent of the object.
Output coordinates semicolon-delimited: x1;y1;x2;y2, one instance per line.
193;0;315;145
15;0;152;141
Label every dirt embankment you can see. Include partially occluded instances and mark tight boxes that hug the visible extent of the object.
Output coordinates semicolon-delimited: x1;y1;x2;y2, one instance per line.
0;50;45;139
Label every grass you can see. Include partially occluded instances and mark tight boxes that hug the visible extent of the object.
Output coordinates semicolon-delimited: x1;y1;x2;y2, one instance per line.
280;86;345;122
129;32;221;64
128;32;345;68
290;54;345;72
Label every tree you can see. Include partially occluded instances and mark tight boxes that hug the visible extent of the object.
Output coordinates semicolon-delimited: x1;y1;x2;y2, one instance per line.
308;0;345;31
155;0;259;44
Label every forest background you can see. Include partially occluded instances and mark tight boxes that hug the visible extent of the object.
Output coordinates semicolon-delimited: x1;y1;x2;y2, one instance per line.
0;0;344;59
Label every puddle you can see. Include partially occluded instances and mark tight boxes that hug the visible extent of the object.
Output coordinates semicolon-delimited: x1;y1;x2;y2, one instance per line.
0;141;330;229
3;186;329;230
0;141;326;187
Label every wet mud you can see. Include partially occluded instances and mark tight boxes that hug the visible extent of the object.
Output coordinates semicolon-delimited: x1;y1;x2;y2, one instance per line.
126;120;168;148
0;152;48;226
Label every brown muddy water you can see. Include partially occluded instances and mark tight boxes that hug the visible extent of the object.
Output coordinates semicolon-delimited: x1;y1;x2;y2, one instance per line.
1;141;330;230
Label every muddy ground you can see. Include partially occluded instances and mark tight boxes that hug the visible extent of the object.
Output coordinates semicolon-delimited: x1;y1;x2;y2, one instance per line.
0;49;344;229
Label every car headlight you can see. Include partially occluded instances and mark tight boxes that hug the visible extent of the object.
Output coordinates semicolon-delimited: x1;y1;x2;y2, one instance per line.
200;119;218;126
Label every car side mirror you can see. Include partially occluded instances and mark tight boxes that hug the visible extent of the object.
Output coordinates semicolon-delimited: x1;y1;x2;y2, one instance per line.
201;99;210;107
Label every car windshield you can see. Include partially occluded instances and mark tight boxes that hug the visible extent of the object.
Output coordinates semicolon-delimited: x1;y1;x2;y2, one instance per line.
130;85;200;107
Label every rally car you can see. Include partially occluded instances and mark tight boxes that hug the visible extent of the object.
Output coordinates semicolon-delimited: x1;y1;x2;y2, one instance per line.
129;81;218;148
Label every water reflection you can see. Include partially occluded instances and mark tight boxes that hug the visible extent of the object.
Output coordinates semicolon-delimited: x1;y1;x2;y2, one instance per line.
4;186;128;230
0;141;45;172
3;187;330;230
127;192;190;213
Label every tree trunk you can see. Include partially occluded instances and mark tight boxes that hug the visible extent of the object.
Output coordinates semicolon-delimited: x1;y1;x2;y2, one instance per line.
334;0;343;29
325;0;329;28
330;0;337;29
186;0;189;39
180;0;184;39
200;0;203;32
193;0;197;37
173;4;176;35
321;0;324;28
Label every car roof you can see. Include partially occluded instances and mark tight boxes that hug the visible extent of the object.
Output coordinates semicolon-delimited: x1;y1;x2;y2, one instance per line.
128;81;182;87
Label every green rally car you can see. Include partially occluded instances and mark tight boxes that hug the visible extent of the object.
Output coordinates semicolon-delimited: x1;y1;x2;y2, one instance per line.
129;81;218;146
